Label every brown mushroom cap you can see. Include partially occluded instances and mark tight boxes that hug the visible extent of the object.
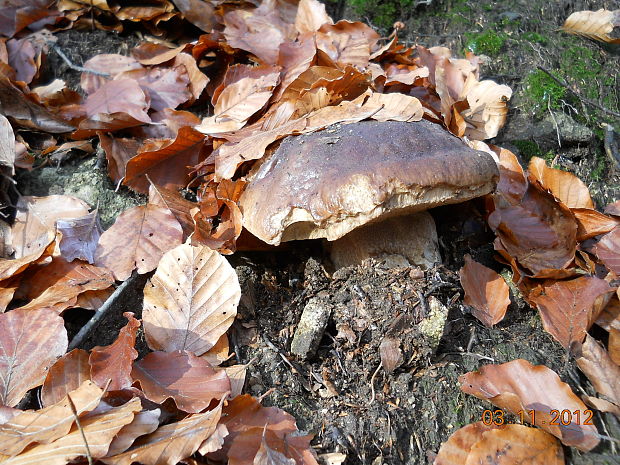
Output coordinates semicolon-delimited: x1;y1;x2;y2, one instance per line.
240;119;499;245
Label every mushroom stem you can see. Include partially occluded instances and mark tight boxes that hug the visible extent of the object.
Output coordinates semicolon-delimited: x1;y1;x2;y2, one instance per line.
328;211;441;270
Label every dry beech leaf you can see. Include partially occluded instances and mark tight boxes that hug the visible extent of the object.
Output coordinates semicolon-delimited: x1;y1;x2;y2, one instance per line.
148;183;196;239
80;54;142;94
17;258;114;312
3;397;141;465
295;0;332;34
275;33;317;102
95;203;183;281
434;422;498;465
572;208;619;241
0;381;103;457
228;428;317;465
124;126;206;194
132;350;230;413
529;276;613;349
173;53;209;102
562;9;620;44
595;293;620;332
594;227;620;274
466;424;564;465
200;333;230;366
117;66;192;112
460;80;512;140
102;400;223;465
142;243;240;355
131;42;186;65
609;327;620;366
171;0;217;33
0;230;55;281
0;308;68;407
83;78;151;123
90;313;140;391
0;275;21;313
363;92;423;122
0;113;15;175
0;75;74;133
459;255;510;327
73;112;146;139
574;334;620;408
106;408;161;457
605;200;620;217
41;349;91;407
7;38;37;84
528;157;594;209
224;364;247;398
459;359;599;451
316;20;379;69
57;209;104;264
98;133;141;184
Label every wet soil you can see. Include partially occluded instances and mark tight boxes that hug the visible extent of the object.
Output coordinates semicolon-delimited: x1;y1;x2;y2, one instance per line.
15;1;620;464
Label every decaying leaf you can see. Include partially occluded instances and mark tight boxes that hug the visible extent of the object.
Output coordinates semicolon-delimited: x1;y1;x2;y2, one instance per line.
95;203;183;281
528;276;613;349
132;350;230;413
57;209;104;264
459;359;600;451
41;349;91;407
574;334;620;408
90;313;140;391
459;255;510;327
0;308;68;407
594;227;620;274
562;9;620;44
142;243;240;355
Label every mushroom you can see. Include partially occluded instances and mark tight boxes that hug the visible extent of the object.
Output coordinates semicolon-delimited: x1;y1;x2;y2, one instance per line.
239;119;499;269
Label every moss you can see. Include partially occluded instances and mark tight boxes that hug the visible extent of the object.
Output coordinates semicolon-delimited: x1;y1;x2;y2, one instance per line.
511;139;542;160
521;31;547;44
464;30;507;56
523;69;566;115
590;150;608;181
348;0;413;30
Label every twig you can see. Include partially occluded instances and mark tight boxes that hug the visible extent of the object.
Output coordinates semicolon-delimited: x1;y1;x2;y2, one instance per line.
603;123;620;170
537;67;620;118
48;42;110;77
67;394;93;465
69;274;137;350
366;361;382;407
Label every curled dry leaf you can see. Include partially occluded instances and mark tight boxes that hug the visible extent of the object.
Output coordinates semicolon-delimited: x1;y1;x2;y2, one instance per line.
3;397;141;465
83;78;151;123
132;350;231;413
574;334;620;408
594;227;620;274
228;428;317;465
459;359;599;451
7;38;37;84
460;80;512;140
95;203;183;281
528;157;594;209
295;0;332;34
106;408;161;456
102;400;223;465
148;183;196;239
0;307;68;407
41;349;91;407
90;313;140;391
142;243;240;356
459;255;510;327
80;54;142;94
434;422;564;465
562;9;620;44
0;381;103;457
118;66;192;111
124;126;206;194
528;276;613;349
316;21;380;69
171;0;217;32
572;208;619;241
57;208;104;264
98;133;141;184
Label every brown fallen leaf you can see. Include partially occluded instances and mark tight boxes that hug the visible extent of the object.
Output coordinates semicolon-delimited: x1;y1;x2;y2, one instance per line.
41;349;91;407
132;350;230;413
228;427;317;465
98;133;141;184
572;208;619;241
528;157;594;209
460;80;512;140
90;313;140;391
459;359;600;451
102;400;223;465
0;307;68;407
574;334;620;408
459;255;510;327
528;276;613;349
148;183;196;239
0;381;103;457
0;113;15;176
562;9;620;44
595;292;620;332
295;0;332;34
605;200;620;217
84;78;151;123
170;0;218;33
16;257;114;313
131;42;186;65
124;126;206;194
609;327;620;366
106;408;161;456
0;275;21;313
117;65;192;111
594;226;620;274
95;203;183;281
316;20;379;69
57;208;104;264
7;38;38;84
80;54;142;94
434;422;499;465
142;243;240;355
3;397;141;465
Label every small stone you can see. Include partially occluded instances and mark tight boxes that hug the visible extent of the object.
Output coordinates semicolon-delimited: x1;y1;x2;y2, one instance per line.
290;297;332;359
418;296;448;348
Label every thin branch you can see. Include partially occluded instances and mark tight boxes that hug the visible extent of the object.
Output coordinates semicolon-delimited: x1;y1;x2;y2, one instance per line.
537;66;620;118
67;394;93;465
48;42;110;77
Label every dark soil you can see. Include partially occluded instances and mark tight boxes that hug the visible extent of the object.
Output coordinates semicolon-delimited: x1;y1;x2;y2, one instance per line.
15;1;620;464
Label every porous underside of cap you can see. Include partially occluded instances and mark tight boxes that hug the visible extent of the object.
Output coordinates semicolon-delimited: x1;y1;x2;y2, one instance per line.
240;119;499;245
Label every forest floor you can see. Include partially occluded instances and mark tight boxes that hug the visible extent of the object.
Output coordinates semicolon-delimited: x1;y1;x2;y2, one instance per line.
15;0;620;464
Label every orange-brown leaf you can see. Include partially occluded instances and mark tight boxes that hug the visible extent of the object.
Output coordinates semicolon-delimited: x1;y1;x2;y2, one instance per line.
459;255;510;327
434;422;499;465
83;78;151;123
0;308;68;407
528;157;594;209
142;243;240;355
459;359;599;451
295;0;332;34
80;54;142;94
228;428;318;465
90;313;140;391
41;349;91;407
594;226;620;274
316;20;379;69
95;203;183;281
574;334;620;408
562;9;620;44
572;208;619;241
132;351;230;413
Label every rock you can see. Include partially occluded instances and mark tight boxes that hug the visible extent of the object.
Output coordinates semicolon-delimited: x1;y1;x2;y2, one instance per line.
418;296;448;348
290;296;332;359
499;111;593;150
